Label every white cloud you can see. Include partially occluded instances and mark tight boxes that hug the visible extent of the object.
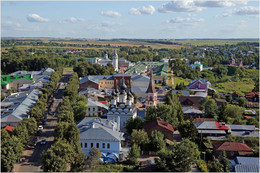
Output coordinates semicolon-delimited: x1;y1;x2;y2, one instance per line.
167;17;204;24
158;0;248;13
129;5;155;15
26;14;49;22
234;6;259;16
194;0;247;8
59;17;85;24
100;11;122;18
158;0;203;13
219;6;259;17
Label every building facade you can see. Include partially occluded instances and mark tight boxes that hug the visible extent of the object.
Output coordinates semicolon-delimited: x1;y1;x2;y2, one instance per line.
105;79;137;132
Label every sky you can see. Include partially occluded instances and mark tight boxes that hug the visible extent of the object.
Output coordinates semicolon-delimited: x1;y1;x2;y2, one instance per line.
1;0;259;39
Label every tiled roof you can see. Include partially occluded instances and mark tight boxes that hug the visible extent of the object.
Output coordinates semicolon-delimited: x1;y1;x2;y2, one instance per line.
4;125;15;132
213;142;253;152
143;119;174;132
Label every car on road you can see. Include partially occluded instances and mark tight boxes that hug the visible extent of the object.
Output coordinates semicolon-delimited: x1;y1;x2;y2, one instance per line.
41;139;46;145
38;125;43;131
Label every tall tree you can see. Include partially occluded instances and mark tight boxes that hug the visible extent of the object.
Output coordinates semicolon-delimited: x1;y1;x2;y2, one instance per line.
145;103;179;128
178;120;198;142
125;117;144;134
128;144;140;165
149;130;165;152
131;129;149;150
1;129;23;172
72;101;87;122
41;139;75;172
155;138;200;172
89;147;101;170
219;150;230;172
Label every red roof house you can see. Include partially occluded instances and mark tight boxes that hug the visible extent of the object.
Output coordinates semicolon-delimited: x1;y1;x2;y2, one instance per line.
4;125;15;133
213;142;254;159
143;119;174;141
245;92;259;102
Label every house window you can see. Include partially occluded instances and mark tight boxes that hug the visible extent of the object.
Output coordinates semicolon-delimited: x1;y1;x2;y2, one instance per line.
96;143;99;148
107;143;110;149
91;143;93;148
231;152;234;156
85;143;87;148
102;143;105;148
93;108;95;111
88;108;90;111
81;143;82;148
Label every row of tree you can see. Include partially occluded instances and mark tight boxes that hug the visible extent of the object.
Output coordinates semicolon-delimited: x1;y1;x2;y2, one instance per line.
1;68;63;172
41;72;87;172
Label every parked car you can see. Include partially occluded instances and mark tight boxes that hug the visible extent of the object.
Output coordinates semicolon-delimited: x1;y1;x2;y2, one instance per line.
41;139;46;145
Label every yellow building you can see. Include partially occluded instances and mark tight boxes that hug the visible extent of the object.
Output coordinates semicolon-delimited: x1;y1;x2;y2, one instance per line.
99;79;114;89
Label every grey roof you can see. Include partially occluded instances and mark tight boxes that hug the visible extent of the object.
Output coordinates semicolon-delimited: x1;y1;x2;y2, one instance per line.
198;130;226;134
172;90;190;96
80;75;113;84
1;89;40;125
88;98;108;110
182;107;204;114
78;122;124;142
195;121;218;129
234;165;259;172
186;78;210;88
226;124;256;131
235;157;259;166
10;71;42;75
207;136;226;141
77;118;117;130
43;68;55;73
132;86;147;92
194;92;207;97
113;73;132;77
131;75;150;82
230;131;259;138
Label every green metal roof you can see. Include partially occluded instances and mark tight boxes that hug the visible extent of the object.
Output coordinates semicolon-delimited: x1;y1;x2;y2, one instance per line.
125;62;169;76
1;74;33;85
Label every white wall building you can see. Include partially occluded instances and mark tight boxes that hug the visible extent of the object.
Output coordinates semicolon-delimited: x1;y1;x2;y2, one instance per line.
77;118;124;156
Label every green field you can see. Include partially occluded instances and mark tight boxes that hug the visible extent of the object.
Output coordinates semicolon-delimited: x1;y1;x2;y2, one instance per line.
2;38;258;50
213;80;254;95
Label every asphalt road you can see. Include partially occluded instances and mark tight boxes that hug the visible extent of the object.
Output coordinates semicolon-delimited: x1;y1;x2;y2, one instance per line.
12;72;72;172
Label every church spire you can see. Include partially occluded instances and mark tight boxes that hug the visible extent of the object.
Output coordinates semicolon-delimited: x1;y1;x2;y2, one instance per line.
146;71;156;93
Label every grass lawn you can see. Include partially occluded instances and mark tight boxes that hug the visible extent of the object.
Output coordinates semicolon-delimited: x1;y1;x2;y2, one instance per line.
212;80;254;95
